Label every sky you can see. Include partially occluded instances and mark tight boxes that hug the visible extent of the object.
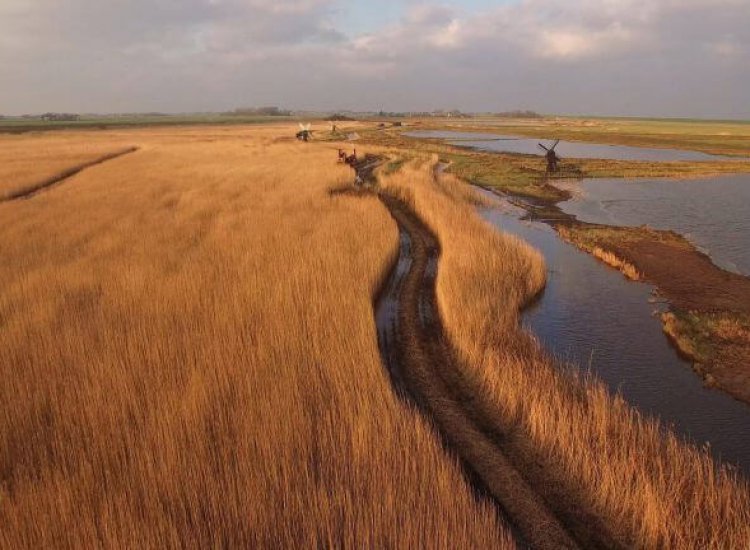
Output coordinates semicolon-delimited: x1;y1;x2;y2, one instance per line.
1;0;748;118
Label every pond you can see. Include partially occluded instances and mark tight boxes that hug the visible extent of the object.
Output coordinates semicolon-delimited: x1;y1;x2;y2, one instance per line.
556;174;750;276
405;130;735;162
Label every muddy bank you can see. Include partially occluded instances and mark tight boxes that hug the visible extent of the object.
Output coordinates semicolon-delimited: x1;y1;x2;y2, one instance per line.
373;191;628;549
0;146;139;202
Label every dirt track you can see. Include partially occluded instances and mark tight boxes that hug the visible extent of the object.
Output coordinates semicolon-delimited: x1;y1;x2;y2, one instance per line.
375;193;626;549
0;146;139;202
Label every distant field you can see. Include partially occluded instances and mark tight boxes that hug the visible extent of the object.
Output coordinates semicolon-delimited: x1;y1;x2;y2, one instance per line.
0;115;295;133
356;116;750;202
422;115;750;157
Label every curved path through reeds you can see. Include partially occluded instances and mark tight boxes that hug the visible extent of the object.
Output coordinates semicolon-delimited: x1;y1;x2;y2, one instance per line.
0;146;139;202
374;192;623;549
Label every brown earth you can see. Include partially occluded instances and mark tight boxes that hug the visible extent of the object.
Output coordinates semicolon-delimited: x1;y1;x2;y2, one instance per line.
711;328;750;404
610;238;750;314
377;192;627;549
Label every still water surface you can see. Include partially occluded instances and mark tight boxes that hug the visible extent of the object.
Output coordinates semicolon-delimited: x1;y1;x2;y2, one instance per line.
557;175;750;276
477;190;750;475
406;130;734;162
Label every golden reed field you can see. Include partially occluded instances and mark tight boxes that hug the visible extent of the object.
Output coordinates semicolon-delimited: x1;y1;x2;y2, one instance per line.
1;124;749;548
380;160;750;548
0;127;510;547
0;135;136;201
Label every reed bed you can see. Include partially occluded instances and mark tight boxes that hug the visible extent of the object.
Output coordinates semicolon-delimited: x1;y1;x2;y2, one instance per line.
0;134;139;199
0;129;511;548
380;156;750;548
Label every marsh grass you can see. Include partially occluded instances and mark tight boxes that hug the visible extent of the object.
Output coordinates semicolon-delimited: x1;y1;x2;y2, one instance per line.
0;132;145;199
0;128;512;548
360;125;750;203
380;155;750;548
556;227;642;280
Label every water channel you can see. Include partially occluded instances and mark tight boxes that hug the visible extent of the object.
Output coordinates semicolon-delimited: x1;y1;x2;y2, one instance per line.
556;175;750;276
405;130;736;162
402;131;750;473
476;189;750;475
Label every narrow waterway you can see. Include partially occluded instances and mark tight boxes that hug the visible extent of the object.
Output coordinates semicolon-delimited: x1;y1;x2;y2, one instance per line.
477;189;750;475
556;174;750;276
405;130;735;162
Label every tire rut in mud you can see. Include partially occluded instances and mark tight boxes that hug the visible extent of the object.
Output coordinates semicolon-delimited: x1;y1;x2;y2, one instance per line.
374;192;612;550
1;146;139;202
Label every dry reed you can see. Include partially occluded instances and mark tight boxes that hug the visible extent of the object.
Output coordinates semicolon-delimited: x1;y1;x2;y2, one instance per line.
0;134;137;199
0;128;512;548
380;155;750;548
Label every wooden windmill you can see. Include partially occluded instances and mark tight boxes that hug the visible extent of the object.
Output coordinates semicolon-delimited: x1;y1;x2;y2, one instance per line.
538;139;561;173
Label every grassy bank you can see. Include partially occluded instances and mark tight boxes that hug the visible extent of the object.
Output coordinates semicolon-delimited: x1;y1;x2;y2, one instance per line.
0;127;512;547
378;156;750;548
357;123;750;203
663;311;750;393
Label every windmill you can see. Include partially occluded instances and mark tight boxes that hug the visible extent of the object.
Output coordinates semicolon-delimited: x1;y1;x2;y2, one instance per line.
296;123;313;142
538;139;561;173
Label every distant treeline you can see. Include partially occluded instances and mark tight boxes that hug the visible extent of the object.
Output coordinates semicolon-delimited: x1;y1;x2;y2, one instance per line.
227;107;292;117
492;110;543;118
326;114;356;121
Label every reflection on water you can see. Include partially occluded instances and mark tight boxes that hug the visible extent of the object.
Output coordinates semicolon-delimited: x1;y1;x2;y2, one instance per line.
556;175;750;276
405;130;734;162
477;189;750;475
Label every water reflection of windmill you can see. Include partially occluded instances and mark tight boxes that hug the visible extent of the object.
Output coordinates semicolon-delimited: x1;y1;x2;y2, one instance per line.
538;139;561;173
296;123;313;142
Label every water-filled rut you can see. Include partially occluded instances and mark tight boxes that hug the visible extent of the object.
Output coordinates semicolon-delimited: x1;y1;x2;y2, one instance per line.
373;192;619;550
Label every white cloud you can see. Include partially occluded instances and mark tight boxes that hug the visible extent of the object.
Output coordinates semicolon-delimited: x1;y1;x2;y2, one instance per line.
0;0;748;117
533;23;636;60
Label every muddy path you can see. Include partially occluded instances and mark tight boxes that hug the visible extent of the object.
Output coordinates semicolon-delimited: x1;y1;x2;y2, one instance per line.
1;146;139;202
374;192;624;549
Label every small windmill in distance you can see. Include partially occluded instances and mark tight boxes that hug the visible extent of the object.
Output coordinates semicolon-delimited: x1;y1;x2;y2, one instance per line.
538;139;561;173
296;123;313;142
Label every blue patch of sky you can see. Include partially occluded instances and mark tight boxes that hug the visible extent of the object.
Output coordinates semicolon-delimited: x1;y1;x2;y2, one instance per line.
334;0;517;37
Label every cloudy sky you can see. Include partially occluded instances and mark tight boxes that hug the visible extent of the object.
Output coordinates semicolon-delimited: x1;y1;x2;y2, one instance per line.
1;0;748;118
